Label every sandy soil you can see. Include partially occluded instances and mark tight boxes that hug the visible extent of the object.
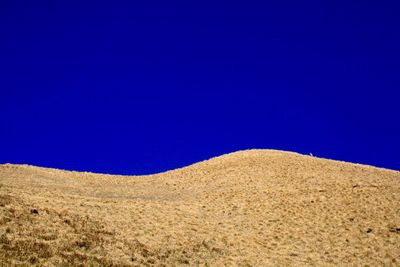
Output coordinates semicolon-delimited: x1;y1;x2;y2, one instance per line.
0;150;399;266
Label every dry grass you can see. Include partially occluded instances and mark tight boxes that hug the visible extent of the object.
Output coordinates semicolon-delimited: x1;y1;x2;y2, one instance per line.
0;149;399;266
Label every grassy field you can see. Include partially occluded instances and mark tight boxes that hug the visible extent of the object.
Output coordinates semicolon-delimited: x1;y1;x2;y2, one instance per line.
0;150;399;266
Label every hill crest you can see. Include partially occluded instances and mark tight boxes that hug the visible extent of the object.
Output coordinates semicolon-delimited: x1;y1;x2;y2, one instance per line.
0;149;397;176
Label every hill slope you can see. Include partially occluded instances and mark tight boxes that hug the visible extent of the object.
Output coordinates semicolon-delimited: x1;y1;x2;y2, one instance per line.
0;150;399;266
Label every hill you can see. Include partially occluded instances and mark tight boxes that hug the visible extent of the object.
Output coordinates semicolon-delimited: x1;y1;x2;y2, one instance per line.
0;150;399;266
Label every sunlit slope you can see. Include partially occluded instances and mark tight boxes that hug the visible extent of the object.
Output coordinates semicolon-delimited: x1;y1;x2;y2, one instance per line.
0;150;399;266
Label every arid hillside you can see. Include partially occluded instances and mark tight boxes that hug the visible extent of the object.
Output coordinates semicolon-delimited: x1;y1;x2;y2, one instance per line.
0;150;399;266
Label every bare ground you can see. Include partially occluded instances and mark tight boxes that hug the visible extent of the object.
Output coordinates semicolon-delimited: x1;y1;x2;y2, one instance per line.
0;150;399;266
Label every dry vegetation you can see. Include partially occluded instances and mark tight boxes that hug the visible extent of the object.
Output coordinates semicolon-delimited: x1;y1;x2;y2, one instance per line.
0;150;399;266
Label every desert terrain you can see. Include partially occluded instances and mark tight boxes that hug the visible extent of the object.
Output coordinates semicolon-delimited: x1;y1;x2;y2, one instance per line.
0;150;399;266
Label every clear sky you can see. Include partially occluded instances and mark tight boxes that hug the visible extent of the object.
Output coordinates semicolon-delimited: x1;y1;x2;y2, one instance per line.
1;1;399;174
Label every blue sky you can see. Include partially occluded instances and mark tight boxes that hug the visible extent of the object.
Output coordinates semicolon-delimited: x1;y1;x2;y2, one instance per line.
1;1;399;174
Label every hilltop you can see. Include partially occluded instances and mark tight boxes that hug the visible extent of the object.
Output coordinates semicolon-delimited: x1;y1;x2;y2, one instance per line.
0;150;399;266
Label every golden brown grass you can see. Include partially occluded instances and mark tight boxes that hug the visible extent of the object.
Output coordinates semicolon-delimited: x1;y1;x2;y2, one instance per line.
0;150;399;266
